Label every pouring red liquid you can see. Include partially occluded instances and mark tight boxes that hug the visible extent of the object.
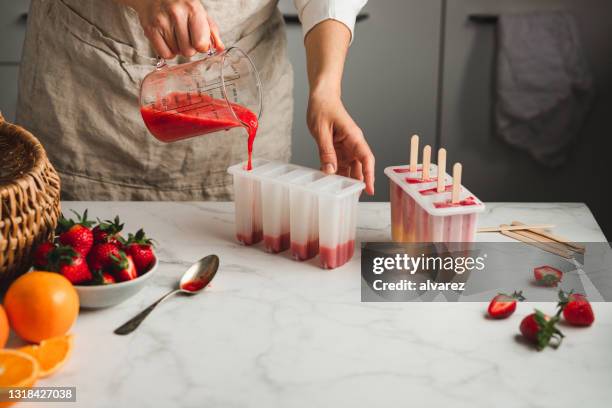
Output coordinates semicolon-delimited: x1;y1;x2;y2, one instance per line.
141;92;258;170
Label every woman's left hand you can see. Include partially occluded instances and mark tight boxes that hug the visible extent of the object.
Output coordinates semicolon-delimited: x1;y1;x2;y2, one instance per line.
307;93;375;195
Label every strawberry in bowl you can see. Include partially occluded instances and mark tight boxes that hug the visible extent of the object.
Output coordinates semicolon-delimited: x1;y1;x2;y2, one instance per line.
31;210;159;308
123;229;157;274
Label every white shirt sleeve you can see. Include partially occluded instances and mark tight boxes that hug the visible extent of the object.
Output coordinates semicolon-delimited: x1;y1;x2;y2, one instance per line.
293;0;368;43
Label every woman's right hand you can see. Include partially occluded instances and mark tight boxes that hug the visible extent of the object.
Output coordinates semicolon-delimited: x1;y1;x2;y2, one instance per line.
126;0;225;59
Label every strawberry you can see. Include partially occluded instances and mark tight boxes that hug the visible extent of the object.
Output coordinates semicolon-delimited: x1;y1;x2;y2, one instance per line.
87;242;122;271
520;310;564;350
92;216;124;246
487;291;525;319
90;269;116;285
49;245;92;285
124;229;156;274
110;252;138;282
32;241;56;269
57;210;94;256
102;272;116;284
557;290;595;326
534;265;563;287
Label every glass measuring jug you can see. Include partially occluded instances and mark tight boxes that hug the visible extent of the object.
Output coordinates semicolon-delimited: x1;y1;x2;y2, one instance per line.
139;47;263;168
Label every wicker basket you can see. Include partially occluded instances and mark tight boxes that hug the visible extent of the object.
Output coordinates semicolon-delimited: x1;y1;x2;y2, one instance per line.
0;113;61;287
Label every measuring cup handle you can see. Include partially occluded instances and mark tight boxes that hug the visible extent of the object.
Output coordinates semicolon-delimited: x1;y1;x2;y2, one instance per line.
152;34;219;68
155;57;167;69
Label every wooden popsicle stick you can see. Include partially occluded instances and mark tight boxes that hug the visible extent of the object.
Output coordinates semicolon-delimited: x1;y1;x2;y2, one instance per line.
451;163;462;203
436;148;446;193
511;221;585;252
410;134;419;172
513;229;581;254
499;225;573;259
477;224;555;233
422;145;431;180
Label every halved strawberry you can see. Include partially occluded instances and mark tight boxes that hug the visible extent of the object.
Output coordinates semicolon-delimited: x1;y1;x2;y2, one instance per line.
520;310;564;350
110;252;138;282
487;291;525;319
57;210;94;256
92;216;124;246
32;241;56;269
49;245;92;285
534;265;563;287
90;269;117;285
124;229;156;274
558;290;595;326
88;242;122;271
102;272;116;284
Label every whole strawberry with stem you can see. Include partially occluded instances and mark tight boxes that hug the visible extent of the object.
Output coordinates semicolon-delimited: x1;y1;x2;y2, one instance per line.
520;309;564;350
32;241;56;269
487;291;525;319
87;242;122;271
109;251;138;282
92;216;124;246
124;229;156;274
48;245;92;284
557;290;595;326
57;209;94;256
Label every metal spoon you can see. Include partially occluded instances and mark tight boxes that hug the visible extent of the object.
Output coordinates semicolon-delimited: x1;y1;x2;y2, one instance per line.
114;254;219;335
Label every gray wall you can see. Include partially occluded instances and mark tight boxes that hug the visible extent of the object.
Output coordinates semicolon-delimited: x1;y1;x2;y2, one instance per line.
0;1;28;121
438;0;612;237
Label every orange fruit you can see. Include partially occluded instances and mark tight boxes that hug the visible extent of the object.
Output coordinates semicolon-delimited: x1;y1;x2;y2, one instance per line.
18;334;73;378
0;349;39;386
0;350;39;407
3;272;79;343
0;306;9;348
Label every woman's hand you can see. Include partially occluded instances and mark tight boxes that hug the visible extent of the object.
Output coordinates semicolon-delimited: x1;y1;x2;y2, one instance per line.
125;0;224;59
304;20;375;195
308;93;375;195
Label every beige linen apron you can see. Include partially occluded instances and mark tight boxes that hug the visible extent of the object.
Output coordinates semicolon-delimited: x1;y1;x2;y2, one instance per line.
16;0;293;200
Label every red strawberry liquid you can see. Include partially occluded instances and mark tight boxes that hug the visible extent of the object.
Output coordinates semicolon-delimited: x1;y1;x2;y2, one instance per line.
419;185;452;195
433;196;478;208
264;232;290;253
237;230;263;246
181;280;207;292
291;239;319;261
141;92;259;170
319;240;355;269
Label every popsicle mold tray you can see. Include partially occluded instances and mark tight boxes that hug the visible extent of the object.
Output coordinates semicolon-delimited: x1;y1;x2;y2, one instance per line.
385;164;485;243
228;159;365;269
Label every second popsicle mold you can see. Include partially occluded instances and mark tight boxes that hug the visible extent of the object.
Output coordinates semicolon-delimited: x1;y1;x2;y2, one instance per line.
228;159;365;269
385;164;485;243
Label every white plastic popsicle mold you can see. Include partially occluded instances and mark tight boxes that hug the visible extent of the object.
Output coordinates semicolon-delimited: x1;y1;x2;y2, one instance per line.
228;159;365;269
384;164;485;243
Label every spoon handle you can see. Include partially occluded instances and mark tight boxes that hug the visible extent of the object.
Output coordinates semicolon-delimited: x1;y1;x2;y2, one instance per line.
114;289;180;335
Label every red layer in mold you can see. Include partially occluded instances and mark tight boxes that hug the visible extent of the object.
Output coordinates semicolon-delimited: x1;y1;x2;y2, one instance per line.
320;240;355;269
419;185;452;195
433;196;479;208
264;232;290;253
237;230;263;246
291;239;319;261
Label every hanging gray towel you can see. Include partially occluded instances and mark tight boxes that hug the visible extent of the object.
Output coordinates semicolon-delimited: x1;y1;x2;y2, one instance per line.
496;11;594;167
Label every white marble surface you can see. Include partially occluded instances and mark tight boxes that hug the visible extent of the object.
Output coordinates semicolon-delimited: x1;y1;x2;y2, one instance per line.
17;202;612;408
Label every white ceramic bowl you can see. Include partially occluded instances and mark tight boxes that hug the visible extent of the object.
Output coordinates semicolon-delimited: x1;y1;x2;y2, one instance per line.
75;259;159;308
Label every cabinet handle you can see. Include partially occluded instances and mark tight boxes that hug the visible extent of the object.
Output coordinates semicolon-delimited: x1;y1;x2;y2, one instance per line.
283;13;369;25
468;14;498;24
19;12;28;23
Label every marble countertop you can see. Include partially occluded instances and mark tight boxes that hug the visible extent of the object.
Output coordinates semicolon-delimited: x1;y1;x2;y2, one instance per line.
21;202;611;408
